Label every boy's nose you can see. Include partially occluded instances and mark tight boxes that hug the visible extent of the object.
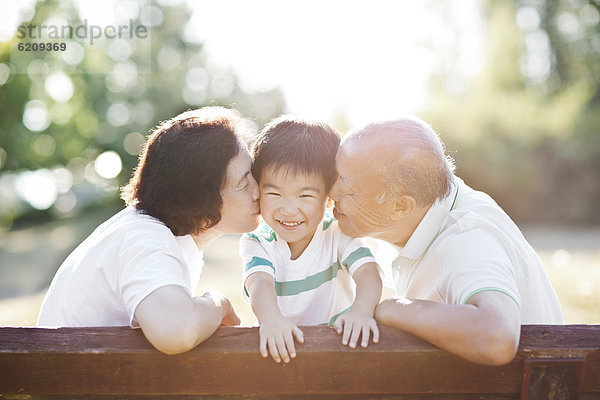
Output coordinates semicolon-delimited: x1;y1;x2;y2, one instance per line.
279;201;299;216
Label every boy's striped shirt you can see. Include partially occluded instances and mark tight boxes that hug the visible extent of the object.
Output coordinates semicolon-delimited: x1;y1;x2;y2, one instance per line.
240;214;377;325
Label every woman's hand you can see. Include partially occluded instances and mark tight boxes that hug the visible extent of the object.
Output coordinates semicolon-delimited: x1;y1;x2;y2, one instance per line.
199;291;241;326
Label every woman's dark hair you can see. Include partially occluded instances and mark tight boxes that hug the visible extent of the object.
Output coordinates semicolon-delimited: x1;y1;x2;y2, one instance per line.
121;107;244;236
251;116;340;191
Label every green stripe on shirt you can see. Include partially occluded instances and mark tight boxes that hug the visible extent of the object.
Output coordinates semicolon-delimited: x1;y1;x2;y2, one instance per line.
321;305;352;326
245;233;261;243
463;287;521;309
275;262;342;296
322;216;335;231
245;256;275;273
342;247;373;270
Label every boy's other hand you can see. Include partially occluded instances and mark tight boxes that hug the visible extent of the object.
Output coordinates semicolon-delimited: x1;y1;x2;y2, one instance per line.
332;307;379;349
259;317;304;364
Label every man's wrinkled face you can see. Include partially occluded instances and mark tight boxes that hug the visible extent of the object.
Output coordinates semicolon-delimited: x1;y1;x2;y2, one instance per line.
329;144;392;238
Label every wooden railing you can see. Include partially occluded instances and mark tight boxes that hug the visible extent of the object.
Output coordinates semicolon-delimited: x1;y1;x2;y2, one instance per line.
1;325;599;399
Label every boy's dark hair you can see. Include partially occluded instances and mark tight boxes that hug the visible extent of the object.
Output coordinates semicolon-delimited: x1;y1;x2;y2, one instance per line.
251;116;341;191
121;107;244;236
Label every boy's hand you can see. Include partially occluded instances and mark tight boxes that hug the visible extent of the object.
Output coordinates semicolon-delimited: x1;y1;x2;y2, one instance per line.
259;316;304;363
332;306;379;349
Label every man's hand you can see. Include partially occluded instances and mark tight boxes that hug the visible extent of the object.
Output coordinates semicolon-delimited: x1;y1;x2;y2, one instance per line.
333;306;379;348
198;291;240;326
374;296;412;325
259;316;304;363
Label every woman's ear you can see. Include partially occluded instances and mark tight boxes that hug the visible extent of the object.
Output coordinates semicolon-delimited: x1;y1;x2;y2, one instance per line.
326;197;334;209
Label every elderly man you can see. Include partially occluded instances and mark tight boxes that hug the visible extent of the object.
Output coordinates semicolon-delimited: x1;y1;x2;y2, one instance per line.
330;116;562;365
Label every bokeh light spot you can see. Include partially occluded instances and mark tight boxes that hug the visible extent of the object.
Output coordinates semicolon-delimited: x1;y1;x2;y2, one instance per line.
53;191;78;215
106;102;131;127
23;100;51;132
124;132;146;156
15;169;58;210
578;281;594;297
94;151;122;179
157;46;182;70
0;64;10;85
61;42;85;66
140;6;163;27
552;249;571;269
32;134;57;158
0;147;7;169
108;39;133;62
45;72;74;103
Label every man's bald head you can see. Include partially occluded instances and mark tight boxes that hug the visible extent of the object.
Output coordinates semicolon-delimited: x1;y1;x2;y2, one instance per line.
341;116;455;207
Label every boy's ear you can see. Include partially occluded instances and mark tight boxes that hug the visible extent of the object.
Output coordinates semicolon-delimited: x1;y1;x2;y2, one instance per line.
326;198;334;209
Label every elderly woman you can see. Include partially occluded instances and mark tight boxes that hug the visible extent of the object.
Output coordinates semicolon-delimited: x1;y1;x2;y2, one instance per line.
37;107;260;354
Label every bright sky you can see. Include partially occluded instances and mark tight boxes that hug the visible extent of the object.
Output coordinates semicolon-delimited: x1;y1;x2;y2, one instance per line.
184;0;483;127
3;0;483;128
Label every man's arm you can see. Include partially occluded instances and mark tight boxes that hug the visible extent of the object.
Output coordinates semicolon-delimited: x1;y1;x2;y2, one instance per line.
375;290;520;365
135;285;240;355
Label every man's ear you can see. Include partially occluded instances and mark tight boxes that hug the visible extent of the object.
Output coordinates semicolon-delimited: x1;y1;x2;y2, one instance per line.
391;195;416;219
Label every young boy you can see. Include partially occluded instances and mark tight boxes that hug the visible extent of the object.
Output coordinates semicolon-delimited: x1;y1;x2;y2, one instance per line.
240;116;383;364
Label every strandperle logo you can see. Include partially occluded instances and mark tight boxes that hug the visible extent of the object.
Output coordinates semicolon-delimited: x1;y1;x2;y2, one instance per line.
16;19;148;45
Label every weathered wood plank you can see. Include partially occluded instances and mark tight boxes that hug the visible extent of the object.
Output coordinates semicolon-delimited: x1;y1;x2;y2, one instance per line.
0;395;523;400
0;325;598;397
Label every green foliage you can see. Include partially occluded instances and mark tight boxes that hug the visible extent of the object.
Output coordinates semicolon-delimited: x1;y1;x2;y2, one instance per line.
423;0;600;224
0;0;285;226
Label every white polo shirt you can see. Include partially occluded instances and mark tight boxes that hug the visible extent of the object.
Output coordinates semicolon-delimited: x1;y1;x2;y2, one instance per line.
37;207;204;328
378;177;563;324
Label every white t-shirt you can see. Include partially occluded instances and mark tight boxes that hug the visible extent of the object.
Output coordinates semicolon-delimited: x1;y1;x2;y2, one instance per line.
376;177;563;324
240;214;377;325
37;207;204;328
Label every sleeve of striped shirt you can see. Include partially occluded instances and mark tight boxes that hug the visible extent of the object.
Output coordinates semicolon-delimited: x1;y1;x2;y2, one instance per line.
337;230;378;277
239;233;277;302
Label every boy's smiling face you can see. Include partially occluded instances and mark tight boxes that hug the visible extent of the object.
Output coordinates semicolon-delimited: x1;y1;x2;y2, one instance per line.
259;166;329;259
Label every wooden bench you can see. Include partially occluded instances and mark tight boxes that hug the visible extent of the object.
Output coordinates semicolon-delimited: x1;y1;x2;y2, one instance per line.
1;325;599;399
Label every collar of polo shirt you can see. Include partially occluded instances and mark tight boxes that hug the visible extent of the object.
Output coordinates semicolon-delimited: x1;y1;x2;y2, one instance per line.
397;177;460;260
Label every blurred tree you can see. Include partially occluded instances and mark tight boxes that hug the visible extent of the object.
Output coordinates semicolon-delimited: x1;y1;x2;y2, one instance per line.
0;0;285;224
422;0;600;224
